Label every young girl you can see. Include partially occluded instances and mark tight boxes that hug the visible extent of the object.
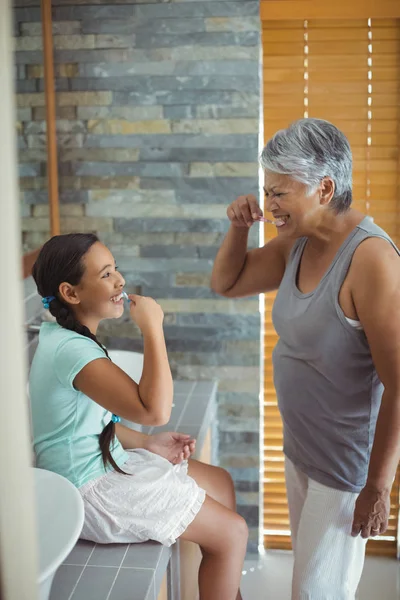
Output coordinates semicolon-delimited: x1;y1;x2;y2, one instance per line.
29;233;247;600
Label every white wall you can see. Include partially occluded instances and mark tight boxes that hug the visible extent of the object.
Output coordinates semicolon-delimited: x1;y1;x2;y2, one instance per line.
0;1;39;598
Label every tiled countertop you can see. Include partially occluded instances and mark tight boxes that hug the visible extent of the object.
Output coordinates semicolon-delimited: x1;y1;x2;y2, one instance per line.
50;381;217;600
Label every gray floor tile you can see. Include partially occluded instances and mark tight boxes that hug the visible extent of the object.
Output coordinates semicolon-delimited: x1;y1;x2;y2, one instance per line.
172;393;189;407
70;566;118;600
179;398;209;426
192;381;216;395
122;541;164;569
88;543;130;567
174;381;195;394
151;423;178;434
108;568;155;600
175;425;200;439
49;565;84;600
63;540;95;565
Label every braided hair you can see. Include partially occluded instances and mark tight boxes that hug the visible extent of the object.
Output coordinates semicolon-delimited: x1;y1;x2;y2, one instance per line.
32;233;127;475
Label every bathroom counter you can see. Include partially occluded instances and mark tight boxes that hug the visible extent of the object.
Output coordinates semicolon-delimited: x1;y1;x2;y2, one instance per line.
49;380;217;600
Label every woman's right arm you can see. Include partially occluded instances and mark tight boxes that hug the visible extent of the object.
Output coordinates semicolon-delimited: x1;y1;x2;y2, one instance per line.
210;194;291;298
74;295;173;426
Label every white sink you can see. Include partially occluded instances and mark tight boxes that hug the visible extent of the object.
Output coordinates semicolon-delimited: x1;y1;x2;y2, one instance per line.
34;468;84;600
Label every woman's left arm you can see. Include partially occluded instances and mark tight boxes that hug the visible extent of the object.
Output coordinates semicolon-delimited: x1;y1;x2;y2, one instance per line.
350;237;400;539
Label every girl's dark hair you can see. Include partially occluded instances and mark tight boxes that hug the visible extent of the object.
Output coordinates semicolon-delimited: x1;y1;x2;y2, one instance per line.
32;233;127;475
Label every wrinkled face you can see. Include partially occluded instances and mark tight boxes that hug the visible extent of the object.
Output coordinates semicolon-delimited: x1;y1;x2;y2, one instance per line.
263;172;333;236
60;242;127;324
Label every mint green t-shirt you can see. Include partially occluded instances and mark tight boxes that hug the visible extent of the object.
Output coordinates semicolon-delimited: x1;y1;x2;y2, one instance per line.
29;322;129;488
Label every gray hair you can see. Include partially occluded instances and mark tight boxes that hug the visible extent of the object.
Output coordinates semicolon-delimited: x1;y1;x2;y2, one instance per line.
260;118;353;213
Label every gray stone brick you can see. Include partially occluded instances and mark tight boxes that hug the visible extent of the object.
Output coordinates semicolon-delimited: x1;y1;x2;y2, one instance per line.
85;134;258;149
170;323;258;342
196;104;260;119
60;190;89;204
140;286;219;300
22;191;48;205
20;203;31;218
57;134;85;149
82;18;206;35
17;108;32;121
114;272;173;289
163;106;197;119
77;106;163;120
54;49;131;63
166;339;224;353
19;163;41;177
15;65;26;80
17;136;27;149
169;350;259;368
14;51;43;65
24;120;86;135
38;78;70;93
112;90;257;106
140;245;199;259
163;324;220;341
177;313;260;332
172;187;256;205
135;1;260;18
140;177;259;201
197;246;219;259
72;162;189;178
135;31;259;48
139;146;258;163
235;479;260;493
16;80;37;94
101;336;144;353
53;2;258;21
115;256;212;275
14;7;41;22
237;505;259;528
70;74;258;93
80;60;258;78
115;218;228;234
220;431;259;446
89;189;176;205
218;392;259;406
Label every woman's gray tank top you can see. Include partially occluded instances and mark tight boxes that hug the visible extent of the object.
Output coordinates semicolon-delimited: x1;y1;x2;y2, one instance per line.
272;216;400;492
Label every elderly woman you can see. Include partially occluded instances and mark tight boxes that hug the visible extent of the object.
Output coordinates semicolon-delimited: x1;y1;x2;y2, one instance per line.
211;118;400;599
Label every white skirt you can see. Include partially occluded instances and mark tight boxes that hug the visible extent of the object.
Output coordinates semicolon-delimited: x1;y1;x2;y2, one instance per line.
78;449;206;547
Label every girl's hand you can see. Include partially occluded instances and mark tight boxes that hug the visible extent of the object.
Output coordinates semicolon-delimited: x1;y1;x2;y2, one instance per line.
144;432;196;464
128;294;164;333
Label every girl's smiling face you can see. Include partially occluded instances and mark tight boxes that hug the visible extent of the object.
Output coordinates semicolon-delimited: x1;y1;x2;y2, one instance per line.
58;242;126;332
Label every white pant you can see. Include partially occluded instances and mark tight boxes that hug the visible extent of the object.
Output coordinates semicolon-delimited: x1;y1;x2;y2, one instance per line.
285;458;367;600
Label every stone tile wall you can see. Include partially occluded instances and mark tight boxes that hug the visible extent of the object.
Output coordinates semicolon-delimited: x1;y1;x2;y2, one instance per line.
14;0;261;550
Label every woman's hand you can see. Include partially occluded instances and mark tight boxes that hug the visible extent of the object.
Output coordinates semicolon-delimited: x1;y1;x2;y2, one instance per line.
351;485;390;538
144;432;196;465
227;194;263;228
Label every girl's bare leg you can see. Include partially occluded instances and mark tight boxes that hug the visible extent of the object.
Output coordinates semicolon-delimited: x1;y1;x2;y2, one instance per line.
181;494;248;600
187;460;245;600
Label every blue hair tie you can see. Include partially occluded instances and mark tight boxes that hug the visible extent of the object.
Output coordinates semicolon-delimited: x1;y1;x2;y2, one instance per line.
42;296;55;310
111;414;121;424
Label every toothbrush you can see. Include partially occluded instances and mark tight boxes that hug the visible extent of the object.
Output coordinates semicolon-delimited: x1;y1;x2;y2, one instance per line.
258;216;284;225
122;291;131;302
258;217;275;224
